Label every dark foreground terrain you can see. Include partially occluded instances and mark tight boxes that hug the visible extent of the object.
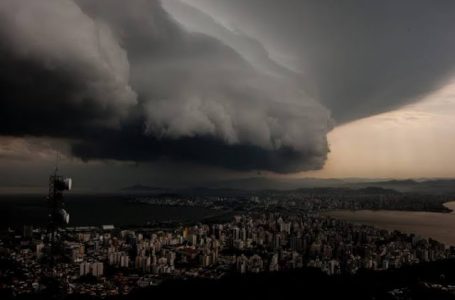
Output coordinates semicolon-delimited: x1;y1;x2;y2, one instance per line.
3;259;455;300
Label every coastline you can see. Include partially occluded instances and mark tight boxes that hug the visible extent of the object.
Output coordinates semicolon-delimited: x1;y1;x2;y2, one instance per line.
323;201;455;246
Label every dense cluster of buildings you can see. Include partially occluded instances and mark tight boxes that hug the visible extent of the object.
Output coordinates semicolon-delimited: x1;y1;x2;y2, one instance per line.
1;212;454;297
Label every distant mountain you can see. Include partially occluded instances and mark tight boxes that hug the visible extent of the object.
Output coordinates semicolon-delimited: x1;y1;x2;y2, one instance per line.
209;177;455;195
121;178;455;195
352;179;455;194
209;177;348;190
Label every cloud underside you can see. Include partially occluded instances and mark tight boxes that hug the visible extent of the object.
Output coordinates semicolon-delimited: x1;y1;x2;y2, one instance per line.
183;0;455;122
2;0;455;173
0;0;331;173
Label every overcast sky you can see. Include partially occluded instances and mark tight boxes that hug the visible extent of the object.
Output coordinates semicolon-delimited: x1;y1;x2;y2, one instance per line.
1;0;455;190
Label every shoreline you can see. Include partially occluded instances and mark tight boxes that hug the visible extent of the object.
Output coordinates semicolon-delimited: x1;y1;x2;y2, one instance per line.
323;200;455;215
323;201;455;246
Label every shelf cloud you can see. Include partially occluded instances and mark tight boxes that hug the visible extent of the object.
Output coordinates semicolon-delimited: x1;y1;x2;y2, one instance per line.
4;0;455;175
0;0;332;173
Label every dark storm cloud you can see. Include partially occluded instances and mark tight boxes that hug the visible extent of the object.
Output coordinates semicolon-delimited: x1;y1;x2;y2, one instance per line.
0;0;332;173
0;50;131;137
185;0;455;122
161;0;302;81
0;0;137;137
71;125;325;173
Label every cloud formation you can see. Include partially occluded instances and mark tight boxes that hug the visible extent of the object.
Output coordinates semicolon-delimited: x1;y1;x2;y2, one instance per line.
183;0;455;122
0;0;332;173
0;0;137;136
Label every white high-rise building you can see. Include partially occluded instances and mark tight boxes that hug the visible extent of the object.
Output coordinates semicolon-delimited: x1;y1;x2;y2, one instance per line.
91;262;104;277
79;262;91;277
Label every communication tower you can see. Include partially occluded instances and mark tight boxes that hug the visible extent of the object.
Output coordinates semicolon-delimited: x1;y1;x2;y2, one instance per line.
47;167;72;255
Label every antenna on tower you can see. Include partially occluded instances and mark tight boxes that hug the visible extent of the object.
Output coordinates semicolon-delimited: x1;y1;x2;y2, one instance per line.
54;152;60;175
